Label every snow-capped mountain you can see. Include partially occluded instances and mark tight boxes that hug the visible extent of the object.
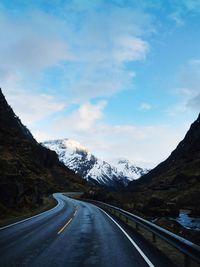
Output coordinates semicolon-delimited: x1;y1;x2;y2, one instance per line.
113;159;149;181
42;139;149;188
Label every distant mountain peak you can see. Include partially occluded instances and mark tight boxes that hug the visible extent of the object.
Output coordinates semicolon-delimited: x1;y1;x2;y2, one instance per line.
43;139;149;188
43;138;89;153
117;158;129;164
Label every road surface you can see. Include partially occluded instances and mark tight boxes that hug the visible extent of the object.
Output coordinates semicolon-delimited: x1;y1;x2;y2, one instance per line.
0;193;172;267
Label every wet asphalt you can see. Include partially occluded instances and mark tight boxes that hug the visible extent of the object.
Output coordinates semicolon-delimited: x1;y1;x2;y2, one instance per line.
0;193;173;267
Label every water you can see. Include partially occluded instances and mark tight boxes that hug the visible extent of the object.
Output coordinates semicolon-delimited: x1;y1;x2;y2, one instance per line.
176;209;200;231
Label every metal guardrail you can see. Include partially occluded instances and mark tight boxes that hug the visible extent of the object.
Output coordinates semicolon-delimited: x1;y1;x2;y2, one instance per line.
81;198;200;267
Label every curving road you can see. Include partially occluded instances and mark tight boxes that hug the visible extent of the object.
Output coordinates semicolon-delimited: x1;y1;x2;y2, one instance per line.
0;193;172;267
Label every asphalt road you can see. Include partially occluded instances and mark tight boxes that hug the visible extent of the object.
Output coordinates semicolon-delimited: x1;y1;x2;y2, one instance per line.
0;193;172;267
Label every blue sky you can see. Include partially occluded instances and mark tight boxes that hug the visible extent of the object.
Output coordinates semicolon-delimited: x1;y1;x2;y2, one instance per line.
1;0;200;167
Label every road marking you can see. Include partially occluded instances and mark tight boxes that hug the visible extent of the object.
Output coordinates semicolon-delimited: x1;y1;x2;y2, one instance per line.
99;208;155;267
57;217;73;235
0;196;62;231
57;208;78;235
74;209;78;216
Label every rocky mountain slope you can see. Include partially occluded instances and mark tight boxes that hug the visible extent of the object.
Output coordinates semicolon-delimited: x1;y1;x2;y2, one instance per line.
0;89;86;220
128;113;200;217
43;139;148;188
113;158;149;181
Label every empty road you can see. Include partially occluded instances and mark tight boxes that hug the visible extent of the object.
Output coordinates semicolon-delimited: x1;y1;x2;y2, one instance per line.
0;193;172;267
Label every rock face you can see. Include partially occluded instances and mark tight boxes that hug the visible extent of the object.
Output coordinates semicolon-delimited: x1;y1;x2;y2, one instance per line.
43;139;148;189
0;89;85;219
128;113;200;217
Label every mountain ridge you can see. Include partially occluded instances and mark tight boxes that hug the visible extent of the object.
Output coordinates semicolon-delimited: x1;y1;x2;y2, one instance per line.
0;89;86;220
127;113;200;217
43;139;149;189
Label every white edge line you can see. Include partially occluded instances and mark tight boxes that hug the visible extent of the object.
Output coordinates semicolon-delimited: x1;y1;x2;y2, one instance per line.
98;207;155;267
0;196;61;231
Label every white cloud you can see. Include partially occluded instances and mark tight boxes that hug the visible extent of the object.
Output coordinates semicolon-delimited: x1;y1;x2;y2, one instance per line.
180;60;200;110
4;87;65;126
189;59;200;66
60;6;152;101
167;58;200;116
175;87;193;96
2;2;189;168
0;5;153;108
67;62;136;102
37;120;188;168
33;102;190;168
32;130;52;142
97;124;186;167
113;36;148;62
139;102;152;111
0;11;71;77
169;0;200;26
0;4;155;154
0;9;72;125
169;11;185;26
187;93;200;109
55;101;106;131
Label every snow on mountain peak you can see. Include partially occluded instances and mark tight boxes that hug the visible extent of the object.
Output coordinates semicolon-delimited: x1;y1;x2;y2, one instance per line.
63;139;89;152
43;138;89;153
114;158;149;181
43;139;149;188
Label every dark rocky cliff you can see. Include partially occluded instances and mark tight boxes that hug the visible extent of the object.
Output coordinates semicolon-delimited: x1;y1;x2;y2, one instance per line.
128;113;200;217
0;89;85;219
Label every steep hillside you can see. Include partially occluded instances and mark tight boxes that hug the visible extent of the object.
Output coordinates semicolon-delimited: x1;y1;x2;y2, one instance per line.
0;89;86;220
128;114;200;217
43;139;148;188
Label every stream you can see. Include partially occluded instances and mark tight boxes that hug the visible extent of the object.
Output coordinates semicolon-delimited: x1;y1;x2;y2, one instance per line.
175;209;200;231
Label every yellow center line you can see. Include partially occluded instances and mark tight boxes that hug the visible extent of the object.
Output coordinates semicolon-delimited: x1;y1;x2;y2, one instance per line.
57;208;78;235
57;217;73;235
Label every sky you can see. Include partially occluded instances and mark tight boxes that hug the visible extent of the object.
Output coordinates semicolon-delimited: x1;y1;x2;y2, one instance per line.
1;0;200;168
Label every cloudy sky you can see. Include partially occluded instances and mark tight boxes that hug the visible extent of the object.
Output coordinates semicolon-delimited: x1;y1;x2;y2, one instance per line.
1;0;200;167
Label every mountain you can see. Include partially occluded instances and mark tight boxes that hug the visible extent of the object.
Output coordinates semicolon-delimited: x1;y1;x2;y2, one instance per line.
43;139;148;188
0;89;86;220
113;158;149;181
128;113;200;217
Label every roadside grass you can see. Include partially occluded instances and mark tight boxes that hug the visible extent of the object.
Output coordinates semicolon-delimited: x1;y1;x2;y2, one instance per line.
0;195;57;228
